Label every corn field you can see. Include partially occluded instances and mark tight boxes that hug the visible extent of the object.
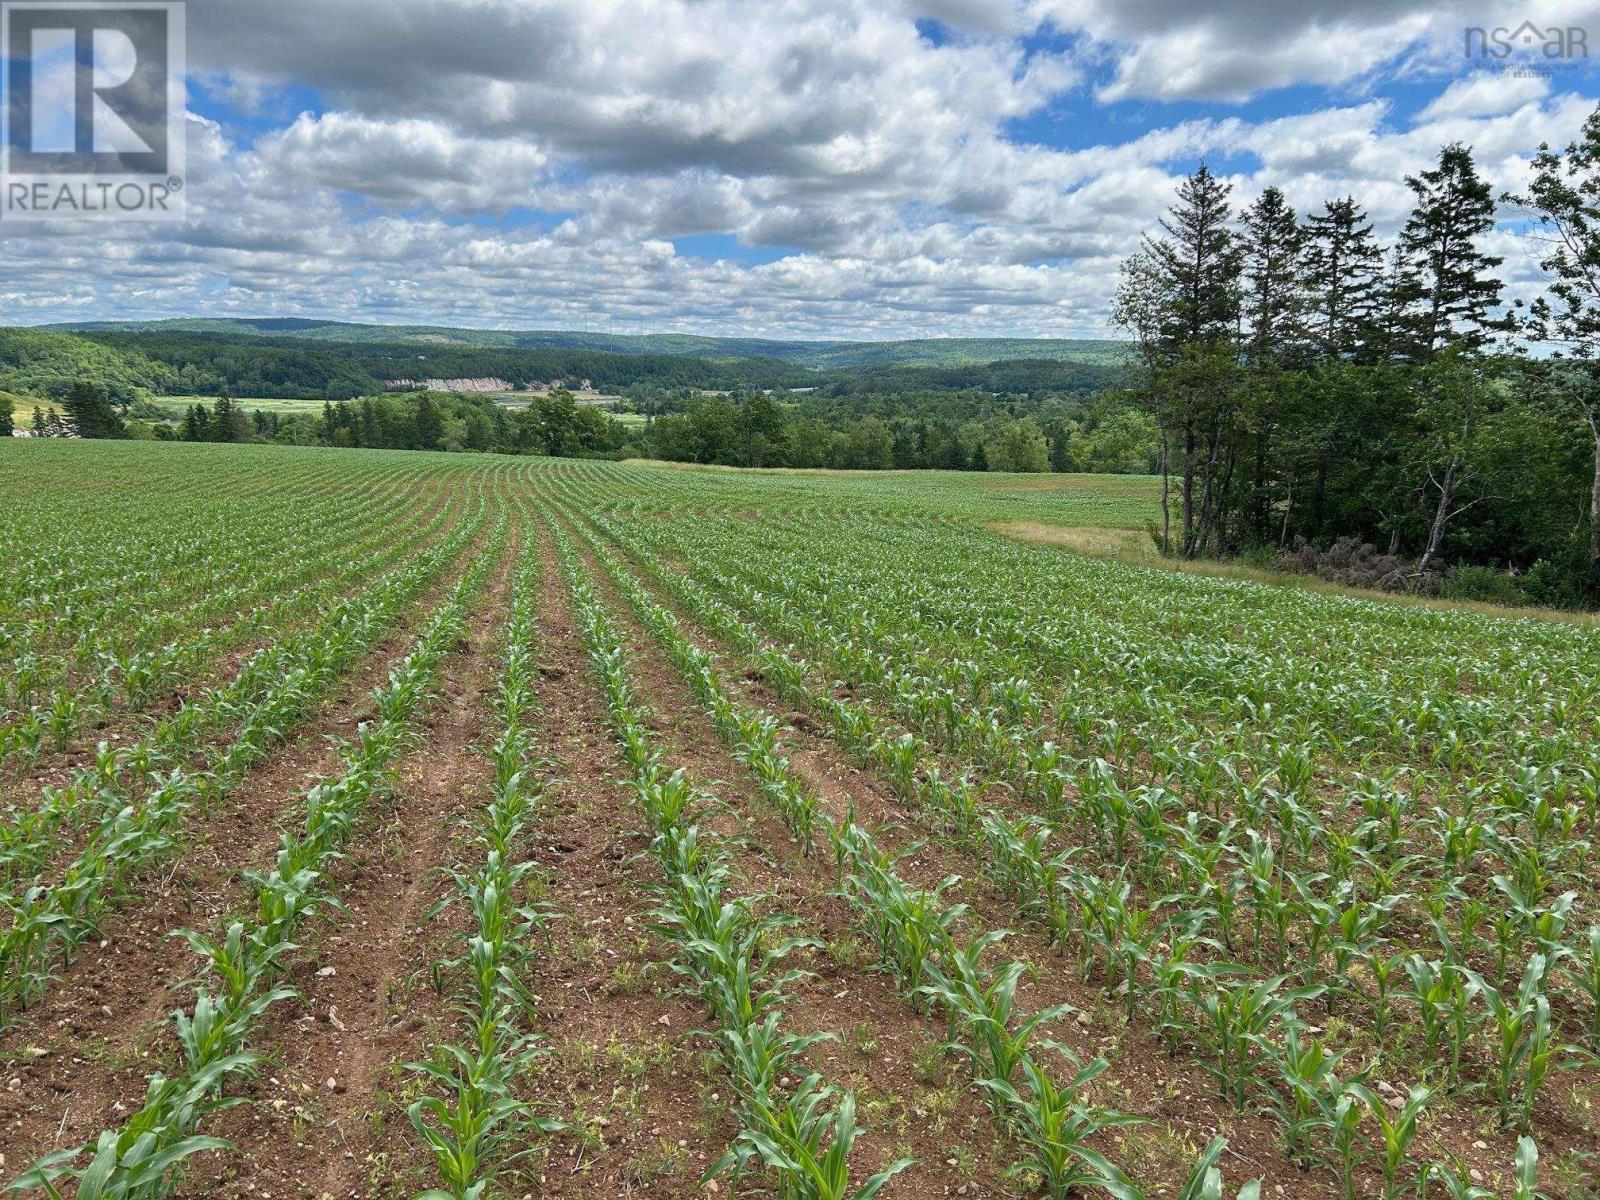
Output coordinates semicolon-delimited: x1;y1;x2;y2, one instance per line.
0;439;1596;1200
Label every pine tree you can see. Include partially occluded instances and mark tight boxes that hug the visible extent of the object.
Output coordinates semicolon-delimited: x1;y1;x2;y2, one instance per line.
1513;100;1600;571
181;404;211;441
1144;163;1242;349
414;393;444;451
63;381;122;439
1303;196;1384;359
1394;143;1507;357
1240;187;1306;365
212;392;239;442
31;405;45;435
1236;188;1306;543
1134;164;1244;557
0;396;11;438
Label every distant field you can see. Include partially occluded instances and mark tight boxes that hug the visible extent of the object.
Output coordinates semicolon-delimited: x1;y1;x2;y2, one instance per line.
148;396;330;416
623;457;1161;528
149;393;643;421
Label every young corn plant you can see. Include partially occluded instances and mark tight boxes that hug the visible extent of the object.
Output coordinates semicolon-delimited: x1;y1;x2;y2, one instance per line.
920;940;1071;1113
1460;954;1580;1132
710;1080;914;1200
1186;971;1323;1110
1352;1083;1430;1200
979;1050;1140;1200
1172;1136;1261;1200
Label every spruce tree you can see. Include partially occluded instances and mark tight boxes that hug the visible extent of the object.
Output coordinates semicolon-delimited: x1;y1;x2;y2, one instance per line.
31;405;45;435
181;404;208;441
1513;100;1600;570
1303;196;1384;359
63;381;122;439
414;393;444;450
1145;163;1241;349
1136;164;1244;557
1394;143;1507;356
212;392;239;442
1240;187;1306;365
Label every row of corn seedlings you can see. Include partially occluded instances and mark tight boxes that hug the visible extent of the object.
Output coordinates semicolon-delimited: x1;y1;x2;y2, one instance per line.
0;488;489;1027
0;467;439;769
7;511;505;1200
586;509;1568;1200
566;511;1263;1200
406;524;563;1199
621;513;1600;1053
548;518;912;1200
687;502;1596;802
0;480;465;881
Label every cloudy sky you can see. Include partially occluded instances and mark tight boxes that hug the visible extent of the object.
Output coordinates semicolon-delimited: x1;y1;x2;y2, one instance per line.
3;0;1599;339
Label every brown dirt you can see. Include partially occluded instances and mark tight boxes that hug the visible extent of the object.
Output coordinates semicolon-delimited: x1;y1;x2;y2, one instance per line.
510;520;731;1200
562;523;1018;1200
583;525;1349;1199
0;485;458;810
0;531;485;1179
171;530;517;1200
593;530;1597;1200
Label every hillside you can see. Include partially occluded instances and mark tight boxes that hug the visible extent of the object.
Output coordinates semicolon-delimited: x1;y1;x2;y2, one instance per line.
46;318;1129;369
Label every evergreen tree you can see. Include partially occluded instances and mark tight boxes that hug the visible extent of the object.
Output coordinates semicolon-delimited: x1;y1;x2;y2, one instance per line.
63;381;123;438
1394;143;1507;357
212;391;240;442
1144;163;1242;349
1513;100;1600;573
414;393;444;450
1127;164;1244;557
181;404;210;442
1240;186;1306;365
1303;196;1385;359
31;405;45;435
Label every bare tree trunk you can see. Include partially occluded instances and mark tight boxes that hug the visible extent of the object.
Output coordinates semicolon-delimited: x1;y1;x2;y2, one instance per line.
1279;482;1293;550
1182;419;1196;557
1159;431;1171;555
1585;401;1600;568
1192;423;1222;559
1416;456;1458;579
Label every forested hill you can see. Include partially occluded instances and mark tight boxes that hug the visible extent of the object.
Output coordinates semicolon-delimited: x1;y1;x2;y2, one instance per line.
45;318;1128;370
0;325;1124;402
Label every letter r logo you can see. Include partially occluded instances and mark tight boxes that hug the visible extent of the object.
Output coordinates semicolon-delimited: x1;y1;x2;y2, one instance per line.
2;2;182;175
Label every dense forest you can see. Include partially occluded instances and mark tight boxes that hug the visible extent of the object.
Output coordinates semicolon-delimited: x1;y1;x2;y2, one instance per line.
1;324;1142;473
131;383;1153;476
80;331;819;396
49;318;1129;369
1114;109;1600;608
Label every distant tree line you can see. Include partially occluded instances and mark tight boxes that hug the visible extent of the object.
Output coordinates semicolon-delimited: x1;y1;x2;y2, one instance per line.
1114;115;1600;608
166;389;629;457
623;387;1155;473
76;332;817;399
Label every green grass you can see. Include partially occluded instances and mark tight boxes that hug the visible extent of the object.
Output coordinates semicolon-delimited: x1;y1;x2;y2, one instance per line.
148;396;332;416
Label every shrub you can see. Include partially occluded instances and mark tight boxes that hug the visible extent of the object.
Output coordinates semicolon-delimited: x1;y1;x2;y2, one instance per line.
1440;565;1526;607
